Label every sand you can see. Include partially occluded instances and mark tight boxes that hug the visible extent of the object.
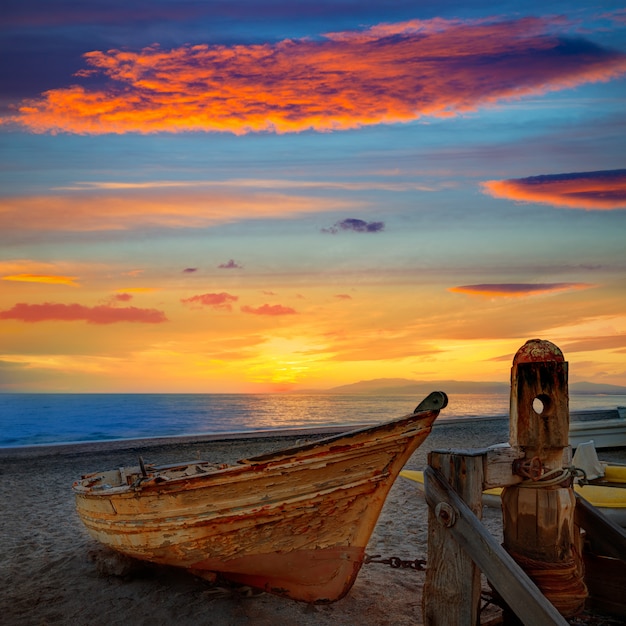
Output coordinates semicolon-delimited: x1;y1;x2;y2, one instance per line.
1;418;624;626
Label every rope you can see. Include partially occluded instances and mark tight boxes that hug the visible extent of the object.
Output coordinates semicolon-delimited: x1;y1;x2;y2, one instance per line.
518;466;574;488
514;457;583;488
509;461;588;617
508;550;587;617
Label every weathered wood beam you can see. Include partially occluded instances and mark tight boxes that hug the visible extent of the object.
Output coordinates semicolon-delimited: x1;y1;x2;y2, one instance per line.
424;465;568;626
482;444;524;490
423;450;484;625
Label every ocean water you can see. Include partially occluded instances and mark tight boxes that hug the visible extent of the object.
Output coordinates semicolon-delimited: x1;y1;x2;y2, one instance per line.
0;393;624;448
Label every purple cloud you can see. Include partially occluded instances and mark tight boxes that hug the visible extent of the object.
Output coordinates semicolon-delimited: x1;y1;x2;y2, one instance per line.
241;304;297;316
449;283;593;297
322;218;385;234
181;292;238;310
482;169;626;210
218;259;243;269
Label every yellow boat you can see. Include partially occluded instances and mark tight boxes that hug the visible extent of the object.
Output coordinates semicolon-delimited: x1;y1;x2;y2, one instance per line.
400;465;626;527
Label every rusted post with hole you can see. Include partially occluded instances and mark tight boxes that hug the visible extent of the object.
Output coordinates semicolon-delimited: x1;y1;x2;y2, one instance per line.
501;339;587;621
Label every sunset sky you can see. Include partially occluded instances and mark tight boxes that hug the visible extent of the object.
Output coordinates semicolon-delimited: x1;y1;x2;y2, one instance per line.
1;1;625;393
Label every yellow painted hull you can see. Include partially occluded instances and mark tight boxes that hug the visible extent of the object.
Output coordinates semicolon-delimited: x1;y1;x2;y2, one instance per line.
400;468;626;527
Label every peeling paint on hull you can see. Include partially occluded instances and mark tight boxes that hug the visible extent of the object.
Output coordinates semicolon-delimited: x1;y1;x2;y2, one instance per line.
73;393;445;603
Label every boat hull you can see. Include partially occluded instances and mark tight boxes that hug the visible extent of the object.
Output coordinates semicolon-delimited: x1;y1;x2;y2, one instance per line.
74;396;444;603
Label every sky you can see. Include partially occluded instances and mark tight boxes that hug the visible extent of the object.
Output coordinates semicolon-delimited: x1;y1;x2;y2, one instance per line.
1;1;625;393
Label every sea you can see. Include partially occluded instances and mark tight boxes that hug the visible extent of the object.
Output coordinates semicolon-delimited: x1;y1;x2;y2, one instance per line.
1;392;625;449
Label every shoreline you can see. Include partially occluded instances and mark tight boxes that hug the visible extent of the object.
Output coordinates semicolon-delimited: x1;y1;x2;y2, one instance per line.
0;414;510;459
3;405;624;459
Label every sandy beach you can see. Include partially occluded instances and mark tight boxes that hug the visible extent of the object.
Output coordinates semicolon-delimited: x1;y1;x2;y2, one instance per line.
2;418;624;626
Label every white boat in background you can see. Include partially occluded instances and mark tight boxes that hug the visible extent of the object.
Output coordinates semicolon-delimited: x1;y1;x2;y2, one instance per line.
569;408;626;449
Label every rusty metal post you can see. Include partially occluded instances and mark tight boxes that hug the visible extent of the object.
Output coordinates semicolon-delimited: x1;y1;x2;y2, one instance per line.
501;339;587;619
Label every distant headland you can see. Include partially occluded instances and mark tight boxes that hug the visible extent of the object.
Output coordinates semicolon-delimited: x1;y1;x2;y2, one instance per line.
299;378;626;395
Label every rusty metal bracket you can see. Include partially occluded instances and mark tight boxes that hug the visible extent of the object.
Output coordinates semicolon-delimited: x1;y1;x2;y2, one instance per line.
513;455;543;481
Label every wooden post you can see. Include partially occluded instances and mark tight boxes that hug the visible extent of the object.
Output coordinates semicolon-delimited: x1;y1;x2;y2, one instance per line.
423;450;484;625
501;339;587;619
424;465;568;626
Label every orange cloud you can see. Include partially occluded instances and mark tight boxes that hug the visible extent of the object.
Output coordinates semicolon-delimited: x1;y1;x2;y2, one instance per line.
115;287;160;293
0;302;167;324
561;334;626;353
181;292;238;311
6;17;626;135
323;330;441;362
241;304;297;315
1;273;79;286
449;283;593;297
482;169;626;210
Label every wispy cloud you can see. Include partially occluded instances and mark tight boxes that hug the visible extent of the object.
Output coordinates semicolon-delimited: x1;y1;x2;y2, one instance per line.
241;304;297;315
181;292;238;311
54;179;437;192
449;283;594;297
218;259;243;269
0;302;167;324
182;267;198;273
561;334;626;353
1;273;79;286
0;190;357;235
115;287;159;294
323;330;441;362
482;169;626;210
322;218;385;234
6;17;626;135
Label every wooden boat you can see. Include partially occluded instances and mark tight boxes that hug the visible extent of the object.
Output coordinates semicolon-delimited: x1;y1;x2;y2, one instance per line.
73;391;447;603
400;465;626;527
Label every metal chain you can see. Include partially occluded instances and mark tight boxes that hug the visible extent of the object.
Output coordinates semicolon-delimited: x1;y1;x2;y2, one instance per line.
364;554;426;571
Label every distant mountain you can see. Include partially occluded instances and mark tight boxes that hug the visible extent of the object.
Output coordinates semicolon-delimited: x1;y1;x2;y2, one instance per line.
319;377;626;395
570;381;626;395
324;378;509;395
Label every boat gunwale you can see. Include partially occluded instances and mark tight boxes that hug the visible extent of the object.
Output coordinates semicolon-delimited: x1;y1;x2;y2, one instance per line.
73;409;439;497
239;407;440;464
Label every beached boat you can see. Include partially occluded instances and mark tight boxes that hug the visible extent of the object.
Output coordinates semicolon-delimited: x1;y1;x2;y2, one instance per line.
400;464;626;527
73;391;447;603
